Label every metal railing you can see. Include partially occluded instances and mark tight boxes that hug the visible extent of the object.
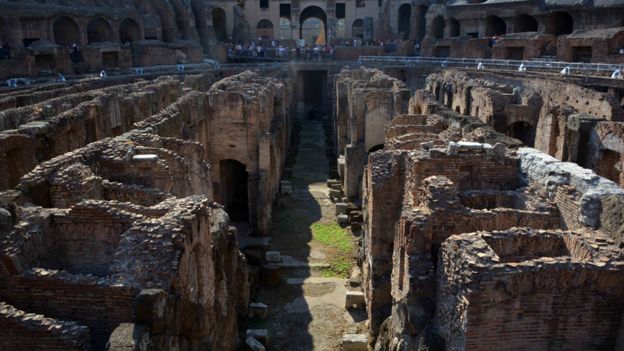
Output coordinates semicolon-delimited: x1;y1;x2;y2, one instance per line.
358;55;624;75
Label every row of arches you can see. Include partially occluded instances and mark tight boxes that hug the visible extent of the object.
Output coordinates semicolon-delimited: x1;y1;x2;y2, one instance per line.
52;16;141;46
429;11;574;40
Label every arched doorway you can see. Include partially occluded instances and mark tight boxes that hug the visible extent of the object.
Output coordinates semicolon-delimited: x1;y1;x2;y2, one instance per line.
432;16;445;39
485;15;506;36
300;6;327;43
280;18;292;39
398;4;411;40
513;14;538;33
220;160;249;222
212;8;227;42
546;11;573;36
53;16;80;46
257;19;274;39
508;121;535;147
119;18;141;43
352;19;364;39
415;5;428;42
449;18;460;37
87;18;113;43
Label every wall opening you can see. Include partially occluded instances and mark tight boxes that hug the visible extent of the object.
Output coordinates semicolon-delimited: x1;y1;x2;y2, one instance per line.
102;51;119;68
506;47;525;60
432;16;445;40
119;18;141;44
513;14;538;33
449;18;460;37
212;8;227;42
87;18;113;44
435;46;450;57
35;54;54;71
6;148;28;189
415;5;428;42
508;121;535;147
220;159;249;222
596;149;622;184
352;19;364;39
368;144;384;153
257;19;274;39
53;16;80;46
280;18;293;39
572;46;592;62
546;11;573;36
300;6;327;43
485;16;506;36
299;70;328;118
398;4;412;40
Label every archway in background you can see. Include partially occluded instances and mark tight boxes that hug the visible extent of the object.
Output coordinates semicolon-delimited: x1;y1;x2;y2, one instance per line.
546;11;573;36
415;5;428;42
87;18;113;43
257;19;274;39
485;15;506;36
352;19;364;39
119;18;141;43
398;4;411;39
53;16;80;46
432;16;445;39
513;14;538;33
336;18;346;37
220;159;249;222
299;6;327;43
449;18;460;37
280;18;292;39
212;8;227;42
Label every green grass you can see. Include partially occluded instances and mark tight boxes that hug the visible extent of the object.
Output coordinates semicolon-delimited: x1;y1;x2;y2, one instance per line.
310;223;354;252
319;256;353;278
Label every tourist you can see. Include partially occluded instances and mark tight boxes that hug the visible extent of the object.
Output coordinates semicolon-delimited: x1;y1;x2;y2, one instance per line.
560;66;570;75
518;63;527;72
135;67;144;76
477;62;484;70
57;73;66;82
99;70;107;79
611;69;622;79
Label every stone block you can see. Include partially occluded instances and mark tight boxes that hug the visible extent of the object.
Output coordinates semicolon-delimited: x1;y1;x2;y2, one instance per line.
342;334;367;351
345;290;365;308
245;329;268;346
265;251;281;263
248;302;268;319
337;214;349;227
280;180;292;194
336;202;348;215
245;337;266;351
329;189;343;199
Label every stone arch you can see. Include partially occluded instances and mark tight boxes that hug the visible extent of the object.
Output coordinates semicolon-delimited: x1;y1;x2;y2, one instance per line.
212;8;227;42
280;18;293;39
352;19;364;39
415;5;428;42
449;18;460;37
119;18;141;43
508;121;535;147
546;11;573;36
219;159;249;222
432;16;445;40
257;19;274;39
398;3;411;40
87;18;113;43
300;6;327;42
485;15;506;36
53;16;81;46
513;14;538;33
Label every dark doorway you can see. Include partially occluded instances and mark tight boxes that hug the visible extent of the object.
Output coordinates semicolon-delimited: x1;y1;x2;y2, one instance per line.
398;4;411;39
415;5;428;42
35;54;54;71
508;121;535;147
432;16;445;39
435;46;450;57
87;18;113;43
53;16;80;46
220;159;249;222
352;19;364;39
513;14;538;33
506;47;525;60
102;52;119;68
449;18;460;37
257;19;274;39
546;12;573;36
299;70;328;117
485;16;506;36
368;144;384;153
212;8;227;42
119;19;141;43
572;46;592;62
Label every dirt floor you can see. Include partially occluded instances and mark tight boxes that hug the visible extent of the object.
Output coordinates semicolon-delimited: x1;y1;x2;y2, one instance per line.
249;114;367;350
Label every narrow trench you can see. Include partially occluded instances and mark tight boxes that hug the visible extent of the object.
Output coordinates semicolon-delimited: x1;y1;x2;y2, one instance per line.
246;82;366;350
